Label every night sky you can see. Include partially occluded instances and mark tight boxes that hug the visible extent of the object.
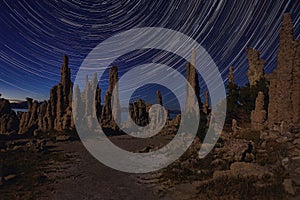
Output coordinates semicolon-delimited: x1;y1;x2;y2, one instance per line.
0;1;299;109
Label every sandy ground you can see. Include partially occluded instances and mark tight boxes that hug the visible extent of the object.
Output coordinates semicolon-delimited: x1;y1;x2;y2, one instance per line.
41;136;174;200
1;134;196;200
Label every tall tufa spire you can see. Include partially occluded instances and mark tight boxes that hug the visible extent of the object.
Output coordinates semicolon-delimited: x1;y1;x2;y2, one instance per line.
228;66;235;84
186;48;201;113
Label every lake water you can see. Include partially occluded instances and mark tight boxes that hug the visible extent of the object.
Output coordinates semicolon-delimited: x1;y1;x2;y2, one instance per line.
12;108;28;113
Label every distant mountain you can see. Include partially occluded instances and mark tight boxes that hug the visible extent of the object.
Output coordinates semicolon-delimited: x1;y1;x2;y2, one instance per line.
8;99;24;104
9;100;28;109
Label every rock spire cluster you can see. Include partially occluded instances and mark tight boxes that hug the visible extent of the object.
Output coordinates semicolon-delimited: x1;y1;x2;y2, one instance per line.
1;55;74;135
0;13;298;137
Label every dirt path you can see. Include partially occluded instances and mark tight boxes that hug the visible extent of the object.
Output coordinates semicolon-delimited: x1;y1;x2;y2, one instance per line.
42;140;171;200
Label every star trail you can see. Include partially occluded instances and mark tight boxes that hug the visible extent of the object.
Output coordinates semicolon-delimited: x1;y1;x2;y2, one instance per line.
0;0;299;107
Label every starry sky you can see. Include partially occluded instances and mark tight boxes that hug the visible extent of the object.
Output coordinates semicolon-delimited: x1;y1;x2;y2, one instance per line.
0;0;299;108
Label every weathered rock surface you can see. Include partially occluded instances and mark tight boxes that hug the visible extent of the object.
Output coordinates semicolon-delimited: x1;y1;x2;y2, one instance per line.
266;13;300;131
101;66;120;130
129;99;149;126
213;162;273;180
1;138;47;153
149;90;166;130
246;48;265;86
202;90;210;115
75;73;102;129
52;55;74;131
283;178;295;195
37;100;52;132
157;90;162;106
73;85;83;124
18;55;74;135
214;138;250;163
0;96;19;135
56;135;71;142
251;91;267;131
231;119;241;135
186;48;201;113
19;98;38;134
228;66;235;84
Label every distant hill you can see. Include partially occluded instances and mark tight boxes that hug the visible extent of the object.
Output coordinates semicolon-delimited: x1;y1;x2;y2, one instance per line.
9;100;28;109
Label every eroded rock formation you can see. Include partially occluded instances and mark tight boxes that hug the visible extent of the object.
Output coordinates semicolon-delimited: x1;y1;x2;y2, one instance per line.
101;66;120;129
53;55;74;131
246;48;265;86
228;66;235;84
73;85;83;123
186;48;201;113
130;99;149;126
76;73;102;129
203;90;210;114
0;96;19;135
251;91;267;131
19;98;38;134
37;100;52;132
148;90;166;130
93;74;102;120
18;55;74;135
266;13;300;131
157;90;162;106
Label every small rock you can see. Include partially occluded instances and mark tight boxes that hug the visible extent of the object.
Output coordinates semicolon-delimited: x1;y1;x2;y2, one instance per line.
213;162;273;181
289;149;300;157
295;168;300;174
12;145;23;151
211;159;227;170
282;157;290;169
283;178;295;195
4;174;17;182
56;135;71;142
291;176;300;186
244;153;255;162
260;132;268;140
291;157;300;162
287;142;296;150
260;132;279;141
139;146;152;153
276;136;288;144
293;138;300;145
33;129;41;136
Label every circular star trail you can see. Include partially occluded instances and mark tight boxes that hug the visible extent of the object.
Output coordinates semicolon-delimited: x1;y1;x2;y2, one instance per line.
0;0;299;106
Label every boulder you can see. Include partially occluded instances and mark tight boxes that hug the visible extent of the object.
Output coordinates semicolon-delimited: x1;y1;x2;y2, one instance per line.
283;178;295;195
